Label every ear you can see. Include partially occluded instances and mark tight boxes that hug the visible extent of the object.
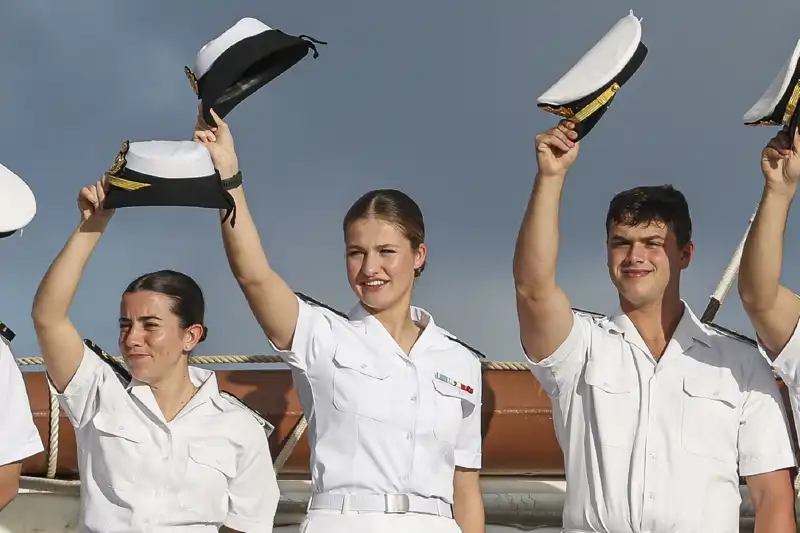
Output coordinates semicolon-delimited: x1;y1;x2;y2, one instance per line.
679;241;694;269
182;324;206;352
413;243;428;272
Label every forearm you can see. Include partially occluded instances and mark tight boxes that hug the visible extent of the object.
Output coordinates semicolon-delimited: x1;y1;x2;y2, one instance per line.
32;219;108;326
753;496;796;533
453;468;485;533
513;172;566;298
219;185;274;287
740;186;794;311
0;463;21;512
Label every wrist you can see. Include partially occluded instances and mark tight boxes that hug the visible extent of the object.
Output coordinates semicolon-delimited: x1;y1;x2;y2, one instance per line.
535;170;567;182
220;170;243;190
762;182;797;201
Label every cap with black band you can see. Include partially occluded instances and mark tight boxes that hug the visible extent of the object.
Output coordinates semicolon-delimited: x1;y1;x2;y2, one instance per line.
102;140;238;226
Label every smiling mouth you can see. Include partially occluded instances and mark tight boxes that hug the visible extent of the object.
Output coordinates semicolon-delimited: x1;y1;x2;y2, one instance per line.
361;280;388;290
622;270;651;277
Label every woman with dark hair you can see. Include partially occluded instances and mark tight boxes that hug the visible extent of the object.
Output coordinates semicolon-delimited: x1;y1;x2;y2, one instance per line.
30;176;279;533
195;109;485;533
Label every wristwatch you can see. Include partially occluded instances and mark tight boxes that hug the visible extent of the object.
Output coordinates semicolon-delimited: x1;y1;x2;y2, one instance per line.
221;171;243;190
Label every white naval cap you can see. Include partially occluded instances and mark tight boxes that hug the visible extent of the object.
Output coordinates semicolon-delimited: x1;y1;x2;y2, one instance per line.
184;17;325;127
0;162;36;239
743;38;800;139
537;10;648;140
103;140;237;226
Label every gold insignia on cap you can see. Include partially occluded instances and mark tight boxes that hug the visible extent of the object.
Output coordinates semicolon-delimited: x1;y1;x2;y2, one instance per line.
539;105;575;118
108;176;151;191
573;83;620;122
184;66;199;96
107;140;129;176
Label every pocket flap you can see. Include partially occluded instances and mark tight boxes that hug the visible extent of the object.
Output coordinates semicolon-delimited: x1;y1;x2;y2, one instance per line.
92;412;145;443
188;441;237;478
333;345;389;379
683;373;740;407
584;360;635;394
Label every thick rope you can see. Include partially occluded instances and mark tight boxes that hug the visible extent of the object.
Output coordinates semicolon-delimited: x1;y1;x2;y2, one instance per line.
273;416;309;473
46;379;59;479
15;355;531;370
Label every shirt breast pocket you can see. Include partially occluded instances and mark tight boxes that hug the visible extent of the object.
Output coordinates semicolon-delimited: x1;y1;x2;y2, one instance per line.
178;440;237;523
681;373;740;463
583;360;638;448
331;345;393;423
431;378;476;446
90;411;147;489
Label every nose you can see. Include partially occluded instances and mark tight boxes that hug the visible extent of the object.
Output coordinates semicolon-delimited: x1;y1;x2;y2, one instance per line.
122;326;144;348
361;251;380;276
624;242;646;264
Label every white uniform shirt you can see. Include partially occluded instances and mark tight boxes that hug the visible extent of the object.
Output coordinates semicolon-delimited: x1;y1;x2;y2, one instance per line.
765;317;800;443
0;333;44;466
273;297;482;505
54;344;279;533
528;303;796;533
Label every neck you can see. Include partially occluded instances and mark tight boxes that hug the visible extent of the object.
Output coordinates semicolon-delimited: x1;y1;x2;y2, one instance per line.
363;293;420;352
620;292;685;359
148;365;197;422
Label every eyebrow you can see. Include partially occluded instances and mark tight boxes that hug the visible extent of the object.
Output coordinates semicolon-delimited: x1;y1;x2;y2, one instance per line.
118;316;163;323
609;234;665;242
347;244;400;250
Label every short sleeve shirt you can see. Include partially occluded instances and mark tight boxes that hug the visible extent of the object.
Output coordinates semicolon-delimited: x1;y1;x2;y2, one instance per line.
53;344;280;533
528;303;796;533
272;297;483;505
0;336;44;466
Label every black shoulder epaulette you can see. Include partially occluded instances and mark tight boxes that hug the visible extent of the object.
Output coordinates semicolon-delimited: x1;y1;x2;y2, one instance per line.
444;334;487;359
0;321;16;343
84;338;132;384
219;390;275;437
572;307;608;319
705;322;757;348
295;292;349;320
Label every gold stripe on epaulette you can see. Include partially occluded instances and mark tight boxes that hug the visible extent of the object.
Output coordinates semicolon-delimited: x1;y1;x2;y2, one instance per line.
108;176;151;191
574;83;620;122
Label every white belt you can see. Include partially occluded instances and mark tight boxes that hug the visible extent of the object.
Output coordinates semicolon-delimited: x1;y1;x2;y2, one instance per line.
308;492;454;518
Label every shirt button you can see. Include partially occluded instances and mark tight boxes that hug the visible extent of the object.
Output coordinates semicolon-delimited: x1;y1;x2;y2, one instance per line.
360;363;367;369
410;396;417;402
406;432;412;440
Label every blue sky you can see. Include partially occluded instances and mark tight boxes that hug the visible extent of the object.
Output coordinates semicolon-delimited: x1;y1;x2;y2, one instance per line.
2;0;800;361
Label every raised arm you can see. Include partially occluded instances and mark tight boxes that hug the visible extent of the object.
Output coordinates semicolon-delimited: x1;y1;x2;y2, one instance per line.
194;109;299;351
31;178;114;392
739;129;800;357
513;121;580;362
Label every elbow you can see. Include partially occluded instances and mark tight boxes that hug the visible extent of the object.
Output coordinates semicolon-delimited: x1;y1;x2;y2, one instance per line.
31;306;63;332
737;278;776;315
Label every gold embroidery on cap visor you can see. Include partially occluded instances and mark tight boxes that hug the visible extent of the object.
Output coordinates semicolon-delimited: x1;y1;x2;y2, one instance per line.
105;141;151;191
540;83;621;123
184;66;199;96
746;79;800;127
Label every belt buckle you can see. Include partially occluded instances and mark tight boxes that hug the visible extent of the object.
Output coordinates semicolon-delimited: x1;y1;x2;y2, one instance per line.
384;493;410;514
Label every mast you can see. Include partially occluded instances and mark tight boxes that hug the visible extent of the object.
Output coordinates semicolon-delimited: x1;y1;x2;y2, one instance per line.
699;205;758;324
